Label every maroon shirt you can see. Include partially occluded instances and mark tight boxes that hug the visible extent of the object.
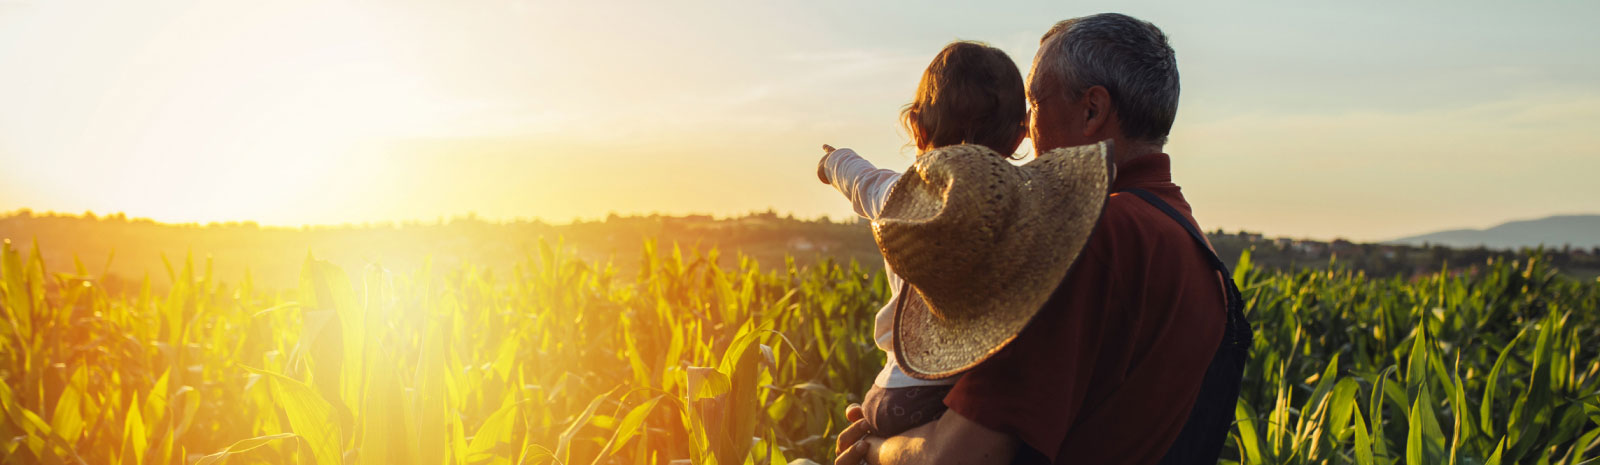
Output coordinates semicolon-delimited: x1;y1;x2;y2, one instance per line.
943;153;1228;464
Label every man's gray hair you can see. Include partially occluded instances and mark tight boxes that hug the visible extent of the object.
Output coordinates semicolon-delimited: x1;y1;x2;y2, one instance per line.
1031;13;1179;146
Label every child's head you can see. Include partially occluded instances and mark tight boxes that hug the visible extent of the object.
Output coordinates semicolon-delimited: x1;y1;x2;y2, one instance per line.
901;41;1027;157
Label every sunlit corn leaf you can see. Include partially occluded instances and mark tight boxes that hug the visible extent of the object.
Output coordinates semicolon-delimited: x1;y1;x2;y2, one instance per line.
1234;400;1266;464
1327;377;1360;443
195;433;298;465
121;392;147;465
557;387;618;465
592;395;663;465
50;365;86;444
244;366;344;465
467;388;524;465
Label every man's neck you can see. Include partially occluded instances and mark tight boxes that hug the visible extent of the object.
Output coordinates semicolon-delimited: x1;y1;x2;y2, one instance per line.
1112;140;1163;168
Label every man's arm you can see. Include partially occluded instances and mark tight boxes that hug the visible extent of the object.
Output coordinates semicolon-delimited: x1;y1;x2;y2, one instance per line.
870;410;1019;465
836;407;1018;465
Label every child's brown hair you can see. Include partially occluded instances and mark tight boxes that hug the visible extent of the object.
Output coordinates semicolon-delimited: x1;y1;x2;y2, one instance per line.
901;41;1028;157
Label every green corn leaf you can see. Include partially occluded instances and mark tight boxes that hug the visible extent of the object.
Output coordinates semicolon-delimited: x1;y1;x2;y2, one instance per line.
1484;438;1505;465
1371;367;1396;460
1235;399;1265;464
1449;370;1471;465
1406;387;1447;465
1482;328;1526;438
1406;324;1428;392
1352;408;1374;465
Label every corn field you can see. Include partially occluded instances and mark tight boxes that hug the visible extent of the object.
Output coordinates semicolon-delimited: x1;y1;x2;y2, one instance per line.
0;237;1597;464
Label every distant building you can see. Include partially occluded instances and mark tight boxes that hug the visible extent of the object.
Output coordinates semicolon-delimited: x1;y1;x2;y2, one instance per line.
788;237;816;252
1293;241;1325;257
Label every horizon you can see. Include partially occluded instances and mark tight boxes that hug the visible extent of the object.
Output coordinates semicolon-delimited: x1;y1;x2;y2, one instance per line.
3;1;1598;242
7;207;1600;246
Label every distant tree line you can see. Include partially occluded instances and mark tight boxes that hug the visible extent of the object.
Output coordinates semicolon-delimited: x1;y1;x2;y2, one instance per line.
2;210;1593;294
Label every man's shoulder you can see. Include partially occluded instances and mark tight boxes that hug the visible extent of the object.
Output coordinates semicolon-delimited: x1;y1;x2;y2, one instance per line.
1085;187;1217;287
1093;190;1190;248
1101;192;1147;225
1063;193;1156;278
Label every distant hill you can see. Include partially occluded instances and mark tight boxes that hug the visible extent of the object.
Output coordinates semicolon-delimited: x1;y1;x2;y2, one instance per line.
1388;215;1600;250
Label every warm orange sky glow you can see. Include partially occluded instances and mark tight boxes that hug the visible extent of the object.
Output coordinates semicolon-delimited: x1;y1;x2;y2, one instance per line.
2;0;1597;241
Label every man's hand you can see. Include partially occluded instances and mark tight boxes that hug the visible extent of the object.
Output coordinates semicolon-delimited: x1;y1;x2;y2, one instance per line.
835;405;1019;465
817;144;837;185
835;403;873;465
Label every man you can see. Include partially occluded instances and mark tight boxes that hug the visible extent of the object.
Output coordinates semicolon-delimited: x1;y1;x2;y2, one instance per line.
836;13;1249;465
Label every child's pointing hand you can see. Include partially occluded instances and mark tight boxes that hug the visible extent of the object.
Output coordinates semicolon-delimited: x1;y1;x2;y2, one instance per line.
817;144;837;185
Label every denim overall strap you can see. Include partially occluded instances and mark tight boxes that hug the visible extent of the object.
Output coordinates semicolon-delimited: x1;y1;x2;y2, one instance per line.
1117;187;1253;465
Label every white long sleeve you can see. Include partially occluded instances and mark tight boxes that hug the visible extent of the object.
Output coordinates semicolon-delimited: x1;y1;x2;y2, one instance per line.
822;148;901;221
820;147;957;388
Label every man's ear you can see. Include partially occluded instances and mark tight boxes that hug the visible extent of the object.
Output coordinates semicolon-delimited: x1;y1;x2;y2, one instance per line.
1081;85;1112;138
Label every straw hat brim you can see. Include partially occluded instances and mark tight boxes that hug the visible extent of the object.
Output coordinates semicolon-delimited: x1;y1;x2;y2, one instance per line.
881;142;1112;380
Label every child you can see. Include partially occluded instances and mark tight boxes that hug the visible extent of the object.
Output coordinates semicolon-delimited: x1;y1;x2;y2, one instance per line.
816;40;1027;436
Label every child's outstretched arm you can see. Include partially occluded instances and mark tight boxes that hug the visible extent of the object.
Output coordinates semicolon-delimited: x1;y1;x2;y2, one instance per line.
817;144;901;220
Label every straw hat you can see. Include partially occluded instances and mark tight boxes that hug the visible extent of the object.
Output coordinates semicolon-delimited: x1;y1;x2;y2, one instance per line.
876;141;1113;379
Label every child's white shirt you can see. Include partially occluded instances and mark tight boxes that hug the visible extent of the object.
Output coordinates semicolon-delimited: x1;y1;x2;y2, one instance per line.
821;148;959;388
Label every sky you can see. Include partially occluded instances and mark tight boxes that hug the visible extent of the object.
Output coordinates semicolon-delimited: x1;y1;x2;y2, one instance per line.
1;0;1596;242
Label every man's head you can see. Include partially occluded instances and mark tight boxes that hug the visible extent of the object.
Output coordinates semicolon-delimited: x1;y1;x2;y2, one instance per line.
1028;13;1179;157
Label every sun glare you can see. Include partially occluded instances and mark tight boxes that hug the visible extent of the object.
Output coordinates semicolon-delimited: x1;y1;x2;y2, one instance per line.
6;1;478;225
